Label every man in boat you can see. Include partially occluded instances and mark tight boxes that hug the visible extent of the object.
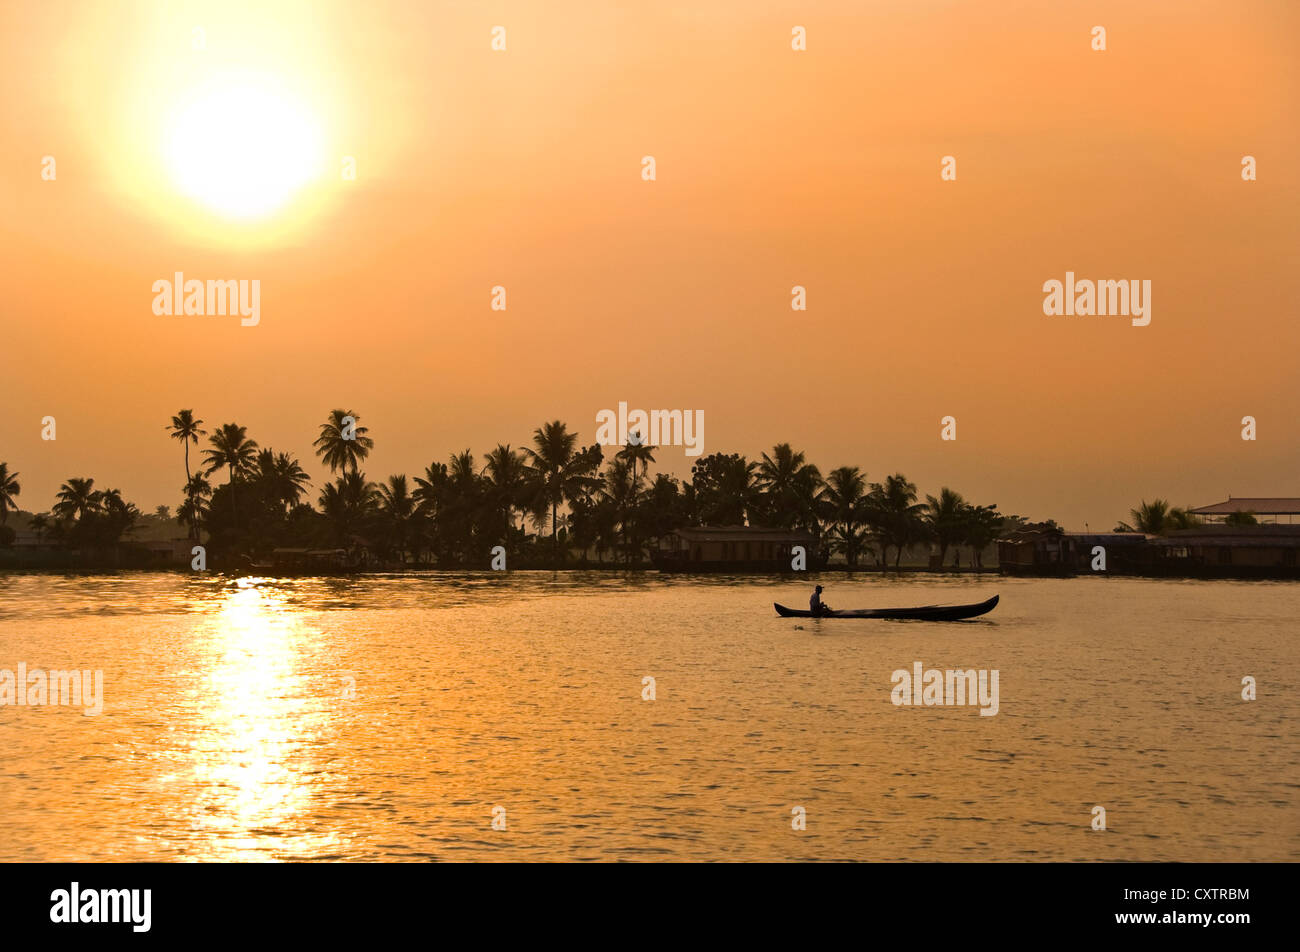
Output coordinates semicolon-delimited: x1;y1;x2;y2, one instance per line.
810;585;831;617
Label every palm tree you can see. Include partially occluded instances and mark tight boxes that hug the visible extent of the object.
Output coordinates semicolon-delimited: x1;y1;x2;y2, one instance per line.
154;505;172;521
255;449;311;514
313;409;374;475
318;470;377;549
376;474;416;563
483;444;527;550
756;443;821;529
820;466;871;567
178;474;211;539
99;489;140;539
167;410;207;489
524;421;602;564
1127;499;1171;534
616;439;657;490
53;478;99;522
30;513;49;544
600;459;640;563
202;423;259;527
871;473;926;568
961;503;1003;568
924;487;967;566
413;462;449;561
0;463;20;524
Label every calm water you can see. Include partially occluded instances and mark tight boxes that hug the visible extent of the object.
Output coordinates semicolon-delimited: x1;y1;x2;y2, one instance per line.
0;572;1295;862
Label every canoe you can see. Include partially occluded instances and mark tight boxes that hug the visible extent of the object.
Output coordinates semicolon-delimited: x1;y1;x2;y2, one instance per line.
774;594;999;621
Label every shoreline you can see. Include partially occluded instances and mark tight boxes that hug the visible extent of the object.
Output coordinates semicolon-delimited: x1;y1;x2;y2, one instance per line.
2;564;1295;581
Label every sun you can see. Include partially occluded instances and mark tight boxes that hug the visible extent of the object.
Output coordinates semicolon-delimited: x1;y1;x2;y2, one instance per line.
165;72;325;220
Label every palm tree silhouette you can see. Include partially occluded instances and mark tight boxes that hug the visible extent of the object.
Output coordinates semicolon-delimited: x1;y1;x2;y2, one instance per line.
873;473;926;568
314;409;374;475
925;487;967;566
757;443;822;531
255;449;311;514
525;421;601;565
483;444;527;552
1127;499;1171;534
376;474;416;563
616;439;656;490
178;474;211;539
820;465;870;567
318;470;377;549
600;459;638;563
53;478;99;522
167;410;207;490
0;463;20;524
202;424;259;527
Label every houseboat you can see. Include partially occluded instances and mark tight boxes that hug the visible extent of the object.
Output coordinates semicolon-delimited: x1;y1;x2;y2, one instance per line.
652;525;823;573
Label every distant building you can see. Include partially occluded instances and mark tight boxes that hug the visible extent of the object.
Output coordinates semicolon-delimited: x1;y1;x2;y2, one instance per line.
1189;497;1300;525
652;526;821;572
997;525;1150;575
999;521;1300;578
9;529;60;553
1152;525;1300;575
139;539;195;566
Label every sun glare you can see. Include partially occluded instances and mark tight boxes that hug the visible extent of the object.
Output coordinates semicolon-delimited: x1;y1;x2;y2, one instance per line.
165;73;324;220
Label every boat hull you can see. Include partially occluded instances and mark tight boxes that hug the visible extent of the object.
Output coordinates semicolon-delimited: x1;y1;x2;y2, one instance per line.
774;594;999;621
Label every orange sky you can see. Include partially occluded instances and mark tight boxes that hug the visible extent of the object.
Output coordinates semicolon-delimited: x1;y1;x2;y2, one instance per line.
1;0;1297;529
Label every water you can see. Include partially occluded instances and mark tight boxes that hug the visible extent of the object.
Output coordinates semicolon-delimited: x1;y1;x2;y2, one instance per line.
0;572;1295;861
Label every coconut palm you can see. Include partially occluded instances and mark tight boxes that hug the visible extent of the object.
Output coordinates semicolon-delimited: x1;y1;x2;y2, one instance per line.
53;478;100;522
167;410;207;488
616;439;657;489
524;421;602;564
202;423;259;527
961;503;1003;568
318;470;377;548
445;450;486;560
483;444;527;549
1127;499;1171;534
413;462;448;515
924;487;967;566
756;443;822;529
99;489;140;539
30;513;49;543
820;466;871;567
178;474;212;539
871;473;926;568
0;463;20;524
255;449;312;514
599;460;640;563
313;408;374;475
376;474;416;563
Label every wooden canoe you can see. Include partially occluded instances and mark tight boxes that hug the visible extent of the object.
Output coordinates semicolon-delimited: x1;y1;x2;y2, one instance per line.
774;594;999;621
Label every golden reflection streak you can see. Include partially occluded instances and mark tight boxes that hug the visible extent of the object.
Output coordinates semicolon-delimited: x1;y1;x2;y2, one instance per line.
185;578;342;861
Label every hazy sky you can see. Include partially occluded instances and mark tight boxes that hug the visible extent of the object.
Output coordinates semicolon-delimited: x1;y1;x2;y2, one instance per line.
1;0;1297;529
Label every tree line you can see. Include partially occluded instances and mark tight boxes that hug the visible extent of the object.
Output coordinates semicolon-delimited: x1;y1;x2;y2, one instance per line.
0;411;1043;568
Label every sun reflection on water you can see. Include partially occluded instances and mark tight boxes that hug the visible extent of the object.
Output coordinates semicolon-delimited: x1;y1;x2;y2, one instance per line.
184;578;344;861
